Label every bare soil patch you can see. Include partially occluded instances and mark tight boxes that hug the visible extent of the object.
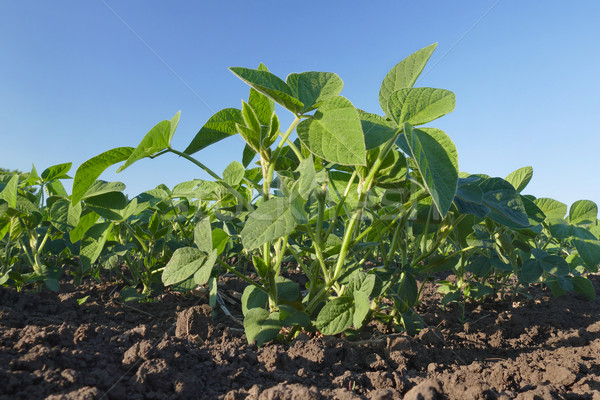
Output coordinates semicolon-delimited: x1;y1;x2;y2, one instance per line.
1;273;599;399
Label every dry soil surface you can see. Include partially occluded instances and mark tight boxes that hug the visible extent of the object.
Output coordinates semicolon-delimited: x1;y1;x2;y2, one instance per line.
1;273;599;400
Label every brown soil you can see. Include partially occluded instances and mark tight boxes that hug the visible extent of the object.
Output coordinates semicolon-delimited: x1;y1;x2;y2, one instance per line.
1;273;599;400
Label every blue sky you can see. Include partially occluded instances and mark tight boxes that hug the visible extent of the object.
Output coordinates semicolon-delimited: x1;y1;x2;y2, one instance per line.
1;1;599;207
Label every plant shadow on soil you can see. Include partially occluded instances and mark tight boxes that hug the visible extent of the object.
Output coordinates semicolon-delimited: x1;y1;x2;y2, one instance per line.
1;270;599;400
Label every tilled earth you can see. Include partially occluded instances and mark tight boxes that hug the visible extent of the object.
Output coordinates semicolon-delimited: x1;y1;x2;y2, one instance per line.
0;272;599;400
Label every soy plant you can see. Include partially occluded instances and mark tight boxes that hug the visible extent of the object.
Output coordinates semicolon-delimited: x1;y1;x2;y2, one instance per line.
0;163;75;291
439;166;598;318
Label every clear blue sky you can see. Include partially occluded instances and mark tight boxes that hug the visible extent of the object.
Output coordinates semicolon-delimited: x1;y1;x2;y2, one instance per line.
1;1;599;207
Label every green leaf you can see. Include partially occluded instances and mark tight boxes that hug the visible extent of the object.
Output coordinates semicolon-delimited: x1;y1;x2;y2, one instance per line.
184;108;243;155
80;221;112;273
119;286;147;303
294;155;316;201
568;200;598;225
241;285;269;316
521;258;543;283
387;88;455;127
358;110;398;150
572;276;596;300
49;198;81;233
297;96;366;166
162;247;208;286
69;211;100;243
84;191;127;221
194;218;213;254
315;296;354;336
521;195;546;225
0;175;18;208
241;196;298;250
244;308;281;347
41;162;72;182
573;238;600;271
241;100;261;137
72;148;133;204
478;178;530;228
352;291;370;329
193;249;218;286
223;161;245;187
242;144;257;167
249;64;275;125
505;166;533;193
347;271;376;297
402;124;458;217
379;43;437;112
534;198;567;219
531;249;569;276
229;67;304;113
547;217;573;239
286;71;344;113
118;111;180;172
212;228;229;255
252;256;269;279
275;276;300;302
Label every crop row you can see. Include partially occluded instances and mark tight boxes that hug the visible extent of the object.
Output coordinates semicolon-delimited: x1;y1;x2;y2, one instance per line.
1;44;598;345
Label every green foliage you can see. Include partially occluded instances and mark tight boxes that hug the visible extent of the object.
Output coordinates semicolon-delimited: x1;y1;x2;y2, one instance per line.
1;43;597;348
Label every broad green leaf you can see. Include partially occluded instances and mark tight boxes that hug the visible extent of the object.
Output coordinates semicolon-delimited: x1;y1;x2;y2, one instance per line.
568;200;598;225
119;286;147;303
286;71;344;113
534;198;567;219
223;161;245;187
184;108;243;155
294;155;316;201
237;123;261;152
315;296;354;335
49;198;81;233
72;148;133;204
241;285;269;315
69;211;100;243
241;196;298;250
352;291;370;329
505;166;533;193
162;247;208;286
358;110;397;150
46;180;68;197
275;276;300;302
81;180;126;200
84;191;127;221
194;218;213;254
531;249;569;276
249;63;275;125
278;305;310;327
572;276;596;300
347;271;376;297
402;125;458;217
193;249;218;286
169;110;181;144
521;195;546;225
547;217;572;239
244;308;281;347
242;144;257;167
118;111;180;172
521;258;543;283
80;221;112;273
212;228;229;255
229;67;304;113
573;238;600;271
0;175;18;208
387;88;455;127
379;43;437;112
478;178;530;228
297;96;366;166
41;162;72;182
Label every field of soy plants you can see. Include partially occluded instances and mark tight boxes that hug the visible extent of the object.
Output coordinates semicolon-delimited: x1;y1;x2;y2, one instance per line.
1;44;599;399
